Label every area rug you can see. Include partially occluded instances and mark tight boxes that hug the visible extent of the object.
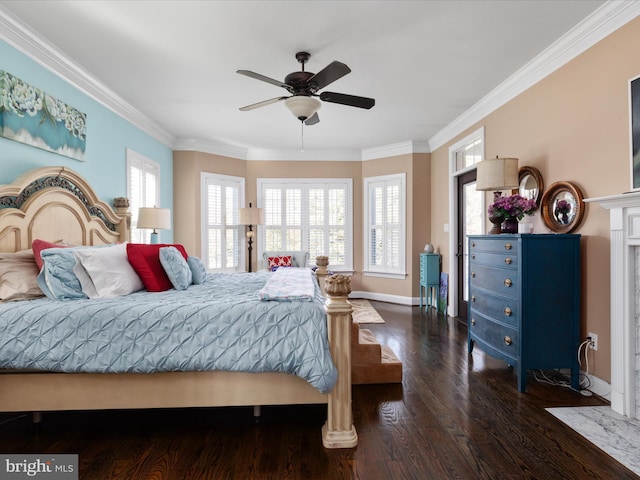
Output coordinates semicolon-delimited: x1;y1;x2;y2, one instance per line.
546;406;640;475
350;299;385;324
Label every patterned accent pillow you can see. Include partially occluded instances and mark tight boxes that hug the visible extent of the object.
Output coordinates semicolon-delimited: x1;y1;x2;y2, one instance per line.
187;256;207;284
267;255;293;271
159;246;192;291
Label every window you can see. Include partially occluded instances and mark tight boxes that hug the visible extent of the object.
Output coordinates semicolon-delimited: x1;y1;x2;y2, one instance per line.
201;173;244;271
363;173;406;277
126;149;160;244
258;179;352;271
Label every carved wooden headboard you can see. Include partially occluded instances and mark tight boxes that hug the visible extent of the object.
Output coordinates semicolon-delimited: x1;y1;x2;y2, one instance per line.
0;167;130;253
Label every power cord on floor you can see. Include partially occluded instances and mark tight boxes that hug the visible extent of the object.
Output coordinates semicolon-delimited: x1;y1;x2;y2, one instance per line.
577;338;593;395
532;338;595;395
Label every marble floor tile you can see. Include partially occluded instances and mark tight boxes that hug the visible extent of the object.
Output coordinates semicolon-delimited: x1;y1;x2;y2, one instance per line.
547;406;640;476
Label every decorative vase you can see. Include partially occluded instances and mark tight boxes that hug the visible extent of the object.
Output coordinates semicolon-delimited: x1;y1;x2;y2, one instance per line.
501;217;518;234
488;212;504;235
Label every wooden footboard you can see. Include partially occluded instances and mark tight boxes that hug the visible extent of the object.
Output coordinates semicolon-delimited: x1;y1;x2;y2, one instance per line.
0;274;356;448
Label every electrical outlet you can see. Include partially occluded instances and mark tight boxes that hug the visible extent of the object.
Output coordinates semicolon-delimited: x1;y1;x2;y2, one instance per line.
588;332;598;351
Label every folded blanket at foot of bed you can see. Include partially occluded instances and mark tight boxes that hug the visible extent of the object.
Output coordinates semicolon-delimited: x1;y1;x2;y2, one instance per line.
258;267;315;302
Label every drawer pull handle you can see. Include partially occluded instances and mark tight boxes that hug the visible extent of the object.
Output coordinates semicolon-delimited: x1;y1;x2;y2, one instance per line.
471;318;476;326
471;241;476;248
471;254;476;260
504;242;512;250
504;336;513;346
504;307;512;316
505;257;512;265
504;278;512;287
471;271;476;278
471;295;476;302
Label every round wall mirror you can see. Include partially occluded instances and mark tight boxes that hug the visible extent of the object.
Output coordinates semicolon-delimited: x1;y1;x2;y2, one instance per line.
540;181;585;233
515;166;544;208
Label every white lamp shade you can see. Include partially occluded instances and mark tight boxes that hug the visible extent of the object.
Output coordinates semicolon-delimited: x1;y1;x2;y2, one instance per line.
476;157;519;191
137;207;172;230
284;96;321;121
239;206;263;225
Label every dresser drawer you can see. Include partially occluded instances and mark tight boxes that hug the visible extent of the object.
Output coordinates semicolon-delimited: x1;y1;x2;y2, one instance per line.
469;251;517;269
469;264;519;298
469;290;519;328
469;315;518;359
469;237;518;254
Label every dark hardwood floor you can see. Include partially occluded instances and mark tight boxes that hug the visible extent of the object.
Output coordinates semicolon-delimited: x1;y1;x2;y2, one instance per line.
1;302;636;480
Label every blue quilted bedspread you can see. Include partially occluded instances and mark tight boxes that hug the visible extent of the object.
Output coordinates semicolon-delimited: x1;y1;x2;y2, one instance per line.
0;270;337;393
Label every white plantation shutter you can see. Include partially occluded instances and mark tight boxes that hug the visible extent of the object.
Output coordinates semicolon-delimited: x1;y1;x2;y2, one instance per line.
202;173;243;271
259;179;352;271
364;174;406;276
126;149;160;243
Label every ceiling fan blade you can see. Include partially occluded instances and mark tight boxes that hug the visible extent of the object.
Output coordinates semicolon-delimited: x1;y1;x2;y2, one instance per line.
305;112;320;126
237;70;291;91
319;91;375;109
239;96;288;111
308;61;351;91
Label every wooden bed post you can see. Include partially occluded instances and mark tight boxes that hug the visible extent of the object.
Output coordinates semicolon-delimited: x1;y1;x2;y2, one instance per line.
113;197;131;243
322;274;357;448
314;255;329;295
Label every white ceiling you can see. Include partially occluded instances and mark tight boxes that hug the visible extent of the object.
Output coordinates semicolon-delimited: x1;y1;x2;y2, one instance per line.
0;0;620;158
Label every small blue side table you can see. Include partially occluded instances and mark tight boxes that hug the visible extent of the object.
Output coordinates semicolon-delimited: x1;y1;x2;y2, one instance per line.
419;253;441;311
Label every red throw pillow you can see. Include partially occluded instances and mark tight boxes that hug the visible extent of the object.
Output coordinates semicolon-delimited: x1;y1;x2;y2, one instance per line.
267;255;292;270
32;239;68;271
126;243;189;292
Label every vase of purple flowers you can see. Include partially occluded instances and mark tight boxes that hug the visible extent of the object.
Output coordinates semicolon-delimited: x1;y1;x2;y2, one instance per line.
488;194;537;234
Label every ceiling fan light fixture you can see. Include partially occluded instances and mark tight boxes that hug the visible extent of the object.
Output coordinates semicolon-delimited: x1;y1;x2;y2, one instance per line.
285;96;321;121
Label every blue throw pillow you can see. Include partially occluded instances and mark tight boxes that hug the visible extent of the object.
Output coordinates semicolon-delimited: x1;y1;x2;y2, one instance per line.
187;256;207;284
159;246;192;290
37;246;90;300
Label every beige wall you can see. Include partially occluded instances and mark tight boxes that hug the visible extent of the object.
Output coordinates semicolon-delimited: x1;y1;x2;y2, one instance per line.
174;152;431;297
173;151;247;256
430;17;640;383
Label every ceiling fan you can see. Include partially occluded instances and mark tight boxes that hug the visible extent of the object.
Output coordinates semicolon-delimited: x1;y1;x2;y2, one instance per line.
237;51;375;126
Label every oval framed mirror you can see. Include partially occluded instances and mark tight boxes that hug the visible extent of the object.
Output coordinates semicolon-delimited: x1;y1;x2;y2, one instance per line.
540;181;585;233
516;166;544;208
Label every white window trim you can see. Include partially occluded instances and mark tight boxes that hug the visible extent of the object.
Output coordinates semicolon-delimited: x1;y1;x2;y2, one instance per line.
126;148;161;244
447;126;485;317
257;177;353;272
200;172;246;272
363;173;407;279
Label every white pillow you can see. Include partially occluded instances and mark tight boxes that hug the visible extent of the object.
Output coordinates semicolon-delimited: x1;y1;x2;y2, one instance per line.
73;243;144;298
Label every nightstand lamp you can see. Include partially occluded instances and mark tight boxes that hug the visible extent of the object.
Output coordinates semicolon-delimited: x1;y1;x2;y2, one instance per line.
137;207;171;244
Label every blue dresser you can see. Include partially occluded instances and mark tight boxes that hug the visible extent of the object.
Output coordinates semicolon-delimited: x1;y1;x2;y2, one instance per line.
467;234;581;392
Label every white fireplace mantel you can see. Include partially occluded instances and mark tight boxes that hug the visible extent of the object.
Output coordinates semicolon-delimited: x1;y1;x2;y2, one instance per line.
585;191;640;419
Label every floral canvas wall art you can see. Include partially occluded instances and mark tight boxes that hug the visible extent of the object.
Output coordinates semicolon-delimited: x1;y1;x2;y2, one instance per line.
0;70;86;161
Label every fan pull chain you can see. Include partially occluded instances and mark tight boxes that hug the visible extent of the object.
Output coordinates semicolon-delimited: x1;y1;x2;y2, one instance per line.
301;120;304;152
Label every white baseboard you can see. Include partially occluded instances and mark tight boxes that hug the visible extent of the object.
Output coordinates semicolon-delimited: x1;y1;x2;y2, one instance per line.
349;291;414;306
582;372;611;401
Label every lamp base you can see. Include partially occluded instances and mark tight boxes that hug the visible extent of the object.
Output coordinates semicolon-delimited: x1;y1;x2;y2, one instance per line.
150;232;159;244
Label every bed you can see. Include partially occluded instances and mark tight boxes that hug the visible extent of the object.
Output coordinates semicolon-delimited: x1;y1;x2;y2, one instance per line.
0;166;356;448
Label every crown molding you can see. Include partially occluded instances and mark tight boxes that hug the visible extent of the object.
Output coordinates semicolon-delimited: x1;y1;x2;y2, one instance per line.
246;148;362;161
0;6;174;148
173;138;249;160
429;0;640;151
362;141;430;161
